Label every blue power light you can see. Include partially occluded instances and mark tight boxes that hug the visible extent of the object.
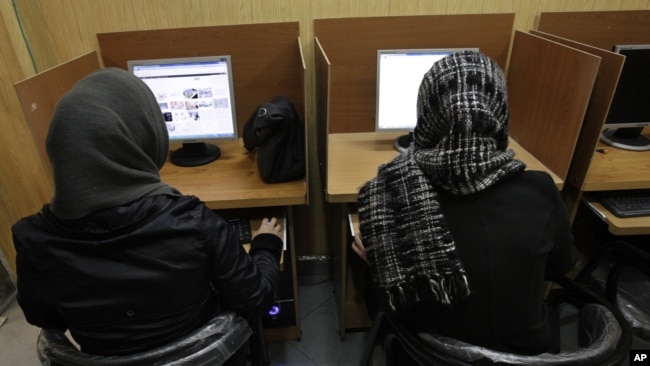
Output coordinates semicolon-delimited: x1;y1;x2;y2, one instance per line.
268;304;281;316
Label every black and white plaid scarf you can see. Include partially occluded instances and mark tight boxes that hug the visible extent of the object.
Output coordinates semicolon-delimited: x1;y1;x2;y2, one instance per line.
358;51;525;309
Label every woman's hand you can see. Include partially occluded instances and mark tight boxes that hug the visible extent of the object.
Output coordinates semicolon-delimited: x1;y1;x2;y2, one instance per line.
352;232;369;265
253;217;283;240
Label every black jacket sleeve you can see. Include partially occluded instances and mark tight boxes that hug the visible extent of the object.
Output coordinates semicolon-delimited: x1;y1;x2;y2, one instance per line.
12;220;67;331
202;208;282;316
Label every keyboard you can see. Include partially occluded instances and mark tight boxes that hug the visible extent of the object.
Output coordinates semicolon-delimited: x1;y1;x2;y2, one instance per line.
596;189;650;218
227;216;252;244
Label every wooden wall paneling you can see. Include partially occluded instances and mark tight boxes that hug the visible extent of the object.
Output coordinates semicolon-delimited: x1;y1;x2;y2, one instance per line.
537;10;650;51
529;30;625;220
314;13;515;133
507;31;601;181
0;0;53;276
97;22;305;138
14;51;102;182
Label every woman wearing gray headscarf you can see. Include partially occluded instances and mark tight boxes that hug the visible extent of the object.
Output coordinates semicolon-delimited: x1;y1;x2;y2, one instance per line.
354;51;576;355
12;68;282;356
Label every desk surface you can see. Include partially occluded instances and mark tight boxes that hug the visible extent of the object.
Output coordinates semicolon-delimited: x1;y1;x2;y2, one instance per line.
583;133;650;192
326;132;563;203
580;129;650;235
160;139;307;209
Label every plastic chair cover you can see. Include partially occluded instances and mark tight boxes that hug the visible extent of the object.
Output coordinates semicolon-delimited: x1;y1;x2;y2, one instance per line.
37;311;252;366
591;263;650;341
418;303;621;365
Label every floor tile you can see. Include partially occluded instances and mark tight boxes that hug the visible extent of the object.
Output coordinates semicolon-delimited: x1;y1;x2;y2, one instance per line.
0;296;41;365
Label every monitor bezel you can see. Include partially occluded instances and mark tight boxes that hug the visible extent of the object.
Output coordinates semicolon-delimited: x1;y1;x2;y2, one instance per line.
375;48;478;133
127;55;239;144
602;44;650;129
599;44;650;151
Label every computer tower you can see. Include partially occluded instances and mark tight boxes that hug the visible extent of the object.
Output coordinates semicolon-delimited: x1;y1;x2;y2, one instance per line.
263;252;296;328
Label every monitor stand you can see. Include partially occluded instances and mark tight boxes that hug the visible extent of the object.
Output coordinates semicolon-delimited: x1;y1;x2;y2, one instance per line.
394;131;414;153
170;142;221;167
600;127;650;151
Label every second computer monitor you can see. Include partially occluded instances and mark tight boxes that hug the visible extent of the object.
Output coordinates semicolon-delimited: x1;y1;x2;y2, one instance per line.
600;44;650;151
375;48;478;152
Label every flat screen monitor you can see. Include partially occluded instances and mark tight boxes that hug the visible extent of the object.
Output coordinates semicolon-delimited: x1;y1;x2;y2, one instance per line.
376;48;478;152
601;44;650;151
128;55;238;166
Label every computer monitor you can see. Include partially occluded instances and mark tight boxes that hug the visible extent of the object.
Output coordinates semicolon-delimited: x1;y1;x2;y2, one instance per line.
376;48;478;152
600;44;650;151
128;55;238;166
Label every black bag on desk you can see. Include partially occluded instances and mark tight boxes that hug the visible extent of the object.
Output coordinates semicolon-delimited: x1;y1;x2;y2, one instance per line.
243;96;305;183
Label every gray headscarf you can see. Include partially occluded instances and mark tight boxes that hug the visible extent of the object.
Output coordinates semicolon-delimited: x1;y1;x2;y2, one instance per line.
358;51;525;309
46;67;179;219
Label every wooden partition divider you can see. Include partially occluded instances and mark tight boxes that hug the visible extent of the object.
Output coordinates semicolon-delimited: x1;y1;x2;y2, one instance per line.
314;37;331;191
536;10;650;224
529;30;625;219
97;22;306;138
14;51;102;183
314;13;515;134
506;31;600;182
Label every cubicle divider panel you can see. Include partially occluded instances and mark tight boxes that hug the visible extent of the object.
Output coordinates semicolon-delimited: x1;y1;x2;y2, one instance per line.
535;10;650;187
97;22;305;137
506;31;600;182
315;37;331;191
14;51;102;183
537;11;650;51
529;30;625;220
314;13;515;133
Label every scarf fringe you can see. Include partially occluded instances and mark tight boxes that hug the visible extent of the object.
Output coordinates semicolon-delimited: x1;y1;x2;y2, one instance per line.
383;274;470;311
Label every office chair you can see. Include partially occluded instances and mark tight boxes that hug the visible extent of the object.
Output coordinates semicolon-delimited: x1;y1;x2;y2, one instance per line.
37;311;258;366
360;276;631;366
574;239;650;342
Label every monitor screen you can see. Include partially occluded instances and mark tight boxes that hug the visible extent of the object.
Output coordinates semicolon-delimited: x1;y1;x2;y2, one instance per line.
128;55;238;165
375;48;478;151
600;44;650;151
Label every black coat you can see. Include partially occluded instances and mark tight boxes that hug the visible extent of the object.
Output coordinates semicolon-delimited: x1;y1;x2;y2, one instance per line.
12;194;282;356
372;171;577;355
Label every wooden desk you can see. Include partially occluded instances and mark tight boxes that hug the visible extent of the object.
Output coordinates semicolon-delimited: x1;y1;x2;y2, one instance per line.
326;131;563;339
327;132;563;202
161;138;306;341
581;131;650;236
161;140;307;209
582;138;650;192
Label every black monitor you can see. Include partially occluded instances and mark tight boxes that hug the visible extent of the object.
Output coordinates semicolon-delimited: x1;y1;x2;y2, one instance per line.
375;48;478;152
600;44;650;151
128;55;238;166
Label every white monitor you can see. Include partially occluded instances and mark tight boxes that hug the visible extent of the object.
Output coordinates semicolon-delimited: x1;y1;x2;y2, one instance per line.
375;48;478;151
128;55;238;166
600;44;650;151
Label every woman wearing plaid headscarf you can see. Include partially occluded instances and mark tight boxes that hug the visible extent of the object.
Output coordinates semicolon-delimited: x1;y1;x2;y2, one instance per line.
354;51;576;355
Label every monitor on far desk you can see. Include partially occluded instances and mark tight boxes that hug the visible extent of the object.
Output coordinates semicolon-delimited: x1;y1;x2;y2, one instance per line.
128;55;238;167
600;44;650;151
375;48;478;152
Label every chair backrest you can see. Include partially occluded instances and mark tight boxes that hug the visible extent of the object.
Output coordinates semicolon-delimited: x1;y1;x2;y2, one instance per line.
419;303;620;365
37;311;252;366
577;239;650;342
360;276;632;366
